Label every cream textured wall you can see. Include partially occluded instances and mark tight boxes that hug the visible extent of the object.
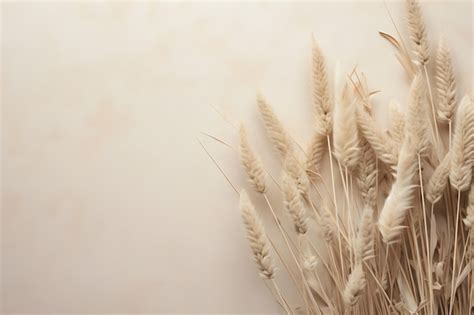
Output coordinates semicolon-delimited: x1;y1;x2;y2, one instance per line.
1;1;472;313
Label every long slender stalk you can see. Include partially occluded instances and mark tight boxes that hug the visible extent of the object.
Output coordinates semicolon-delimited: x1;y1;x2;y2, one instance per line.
449;189;462;315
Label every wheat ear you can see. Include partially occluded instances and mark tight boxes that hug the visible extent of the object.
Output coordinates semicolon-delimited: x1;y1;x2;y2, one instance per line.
378;140;418;244
406;73;430;156
257;94;292;158
239;125;267;193
284;153;310;201
435;37;457;124
388;100;406;145
356;138;378;208
311;39;332;136
464;183;474;229
239;190;276;279
357;105;399;169
355;205;375;263
426;152;451;204
306;131;326;181
282;174;308;234
320;200;337;245
406;0;429;66
334;80;360;171
450;94;474;191
343;263;366;307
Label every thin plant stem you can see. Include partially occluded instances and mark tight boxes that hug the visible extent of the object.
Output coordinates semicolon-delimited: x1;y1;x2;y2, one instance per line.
449;189;462;315
417;153;434;314
270;278;293;314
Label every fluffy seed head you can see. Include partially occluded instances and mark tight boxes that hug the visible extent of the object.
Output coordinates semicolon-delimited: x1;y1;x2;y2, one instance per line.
388;100;406;145
239;125;267;193
355;206;375;263
357;105;399;169
435;37;457;124
311;39;332;136
257;94;292;158
282;174;308;234
405;74;430;156
464;183;474;229
378;140;418;244
343;263;366;307
305;131;327;181
406;0;429;66
450;94;474;191
426;152;450;204
356;138;378;208
334;80;361;170
239;190;275;279
284;154;310;201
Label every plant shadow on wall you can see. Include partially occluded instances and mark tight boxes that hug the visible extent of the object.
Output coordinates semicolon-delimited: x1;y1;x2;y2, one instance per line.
199;0;473;314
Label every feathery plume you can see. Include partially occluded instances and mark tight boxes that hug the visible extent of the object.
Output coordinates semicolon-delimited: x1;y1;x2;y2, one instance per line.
334;80;360;171
311;39;332;136
435;37;457;124
463;183;474;229
257;94;292;158
320;201;337;245
405;74;430;156
450;94;474;191
305;131;326;180
239;125;267;193
388;101;406;145
426;152;450;204
357;138;378;208
240;190;275;279
355;205;375;263
357;106;399;169
378;140;418;244
284;153;310;201
406;0;429;66
282;174;308;234
343;263;366;306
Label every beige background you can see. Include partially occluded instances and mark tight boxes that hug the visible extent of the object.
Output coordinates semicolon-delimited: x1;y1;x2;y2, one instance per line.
1;1;473;313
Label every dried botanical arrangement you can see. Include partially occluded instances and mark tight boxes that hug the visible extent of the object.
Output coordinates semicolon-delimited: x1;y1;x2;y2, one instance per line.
201;1;473;314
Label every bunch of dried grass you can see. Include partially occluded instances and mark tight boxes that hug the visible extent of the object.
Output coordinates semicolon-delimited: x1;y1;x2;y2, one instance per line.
202;1;473;314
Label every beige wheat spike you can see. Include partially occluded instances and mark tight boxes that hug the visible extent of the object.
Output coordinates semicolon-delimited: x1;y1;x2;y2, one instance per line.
450;94;474;191
334;80;361;171
463;182;474;229
343;263;366;307
257;94;292;158
388;100;406;145
282;174;308;234
356;138;378;208
311;39;332;136
357;106;399;169
378;139;418;244
355;205;375;263
239;190;276;279
406;73;430;156
239;125;267;193
426;152;451;204
284;153;310;201
406;0;429;66
435;37;457;124
305;131;326;181
320;200;337;245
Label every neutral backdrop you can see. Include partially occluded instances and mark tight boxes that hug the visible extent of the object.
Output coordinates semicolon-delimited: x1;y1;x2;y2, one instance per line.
1;1;473;314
